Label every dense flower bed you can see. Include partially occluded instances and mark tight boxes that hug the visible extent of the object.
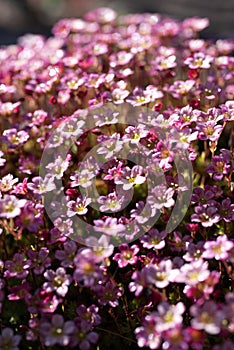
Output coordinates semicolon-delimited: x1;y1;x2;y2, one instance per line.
0;7;234;350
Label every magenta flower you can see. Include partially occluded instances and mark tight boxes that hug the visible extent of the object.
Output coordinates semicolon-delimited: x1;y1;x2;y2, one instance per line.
153;55;177;71
27;289;61;314
219;198;234;222
220;100;234;121
52;218;74;238
0;101;20;116
182;16;209;32
130;201;156;224
8;282;31;301
93;108;119;126
191;185;221;204
113;243;139;268
103;160;124;182
155;302;185;332
183;241;204;261
27;109;48;126
83;235;114;262
111;87;130;104
137;301;185;343
15;200;44;232
76;304;101;327
18;154;40;175
70;318;99;349
170;105;198;127
152;140;174;170
110;51;133;67
60;118;85;139
161;326;189;350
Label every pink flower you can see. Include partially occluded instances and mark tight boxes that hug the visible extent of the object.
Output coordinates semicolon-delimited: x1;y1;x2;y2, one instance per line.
2;128;29;147
148;184;175;210
167;80;195;98
184;52;213;69
27;175;56;194
67;196;91;216
122;124;148;144
93;217;125;235
46;154;71;180
70;170;95;188
140;228;167;250
0;174;18;192
196;121;223;141
115;165;146;190
0;195;27;219
147;260;180;288
98;191;125;212
175;259;210;285
190;301;224;335
43;267;72;297
97;133;123;159
202;235;234;260
182;17;209;32
191;204;221;227
0;151;6;167
113;244;139;268
135;315;161;349
153;55;177;71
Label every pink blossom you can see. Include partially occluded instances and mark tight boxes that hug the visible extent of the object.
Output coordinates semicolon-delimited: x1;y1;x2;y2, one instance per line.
202;235;234;260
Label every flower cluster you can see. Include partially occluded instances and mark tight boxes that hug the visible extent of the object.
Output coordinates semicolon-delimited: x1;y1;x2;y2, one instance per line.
0;7;233;350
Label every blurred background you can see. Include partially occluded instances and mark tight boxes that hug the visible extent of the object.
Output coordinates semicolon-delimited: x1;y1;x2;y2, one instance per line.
0;0;233;45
